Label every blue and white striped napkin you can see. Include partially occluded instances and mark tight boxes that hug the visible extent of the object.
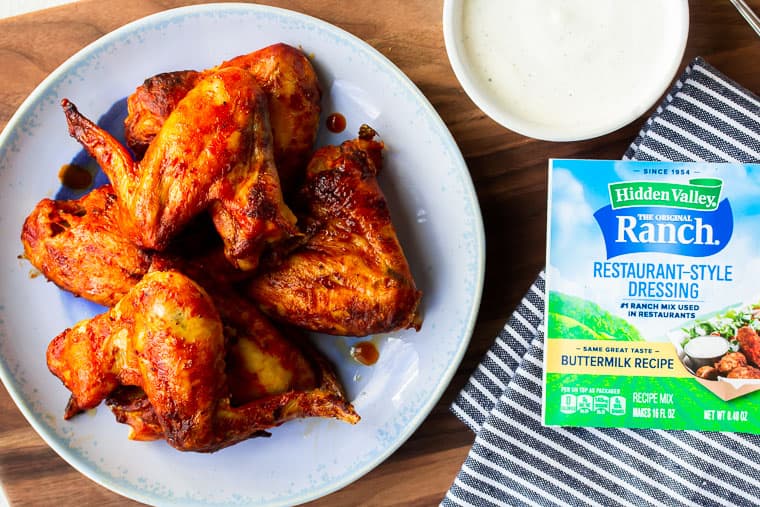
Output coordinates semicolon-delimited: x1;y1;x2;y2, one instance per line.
444;57;760;507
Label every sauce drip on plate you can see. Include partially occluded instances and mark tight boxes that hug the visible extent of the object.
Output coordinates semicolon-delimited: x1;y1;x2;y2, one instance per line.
58;164;93;190
350;341;379;366
326;113;346;133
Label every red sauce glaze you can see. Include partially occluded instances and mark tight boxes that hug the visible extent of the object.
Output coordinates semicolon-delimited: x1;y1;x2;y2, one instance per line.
350;341;379;366
326;112;346;133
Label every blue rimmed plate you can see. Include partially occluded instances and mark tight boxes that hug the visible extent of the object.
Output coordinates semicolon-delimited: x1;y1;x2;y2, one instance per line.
0;3;484;505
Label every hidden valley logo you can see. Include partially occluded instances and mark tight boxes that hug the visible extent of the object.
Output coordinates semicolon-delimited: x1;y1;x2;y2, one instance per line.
593;178;733;258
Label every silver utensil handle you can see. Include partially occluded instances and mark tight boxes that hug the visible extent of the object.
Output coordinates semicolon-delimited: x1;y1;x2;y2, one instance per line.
730;0;760;37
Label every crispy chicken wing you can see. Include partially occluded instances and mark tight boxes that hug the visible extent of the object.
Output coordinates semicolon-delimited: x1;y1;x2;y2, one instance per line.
124;43;321;193
48;271;226;449
247;127;422;336
715;351;747;374
727;365;760;379
63;66;297;270
106;289;354;443
21;185;151;307
737;326;760;367
21;185;246;307
214;290;318;404
124;70;201;156
695;365;718;380
47;270;358;452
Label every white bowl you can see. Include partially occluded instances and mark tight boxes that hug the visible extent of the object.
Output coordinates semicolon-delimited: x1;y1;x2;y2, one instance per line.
443;0;689;142
684;335;730;369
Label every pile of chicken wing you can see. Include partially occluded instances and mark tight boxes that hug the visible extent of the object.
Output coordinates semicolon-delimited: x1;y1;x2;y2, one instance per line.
696;326;760;381
21;43;422;452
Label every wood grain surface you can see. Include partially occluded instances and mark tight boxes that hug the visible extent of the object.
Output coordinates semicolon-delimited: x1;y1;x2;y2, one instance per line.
1;1;758;505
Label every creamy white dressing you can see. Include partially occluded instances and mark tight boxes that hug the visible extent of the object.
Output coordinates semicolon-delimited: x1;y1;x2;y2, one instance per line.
684;335;730;360
459;0;684;137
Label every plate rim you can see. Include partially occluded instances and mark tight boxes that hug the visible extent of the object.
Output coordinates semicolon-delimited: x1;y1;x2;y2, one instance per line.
0;3;486;505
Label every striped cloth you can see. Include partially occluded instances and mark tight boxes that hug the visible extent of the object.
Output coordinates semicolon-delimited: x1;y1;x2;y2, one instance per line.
444;57;760;507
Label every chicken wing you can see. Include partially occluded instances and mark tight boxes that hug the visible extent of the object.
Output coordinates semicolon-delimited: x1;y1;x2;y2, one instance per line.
124;43;322;193
63;66;297;270
737;326;760;367
124;70;201;157
21;185;151;307
106;288;355;443
247;127;422;336
48;270;359;452
21;185;245;307
715;351;747;374
727;365;760;379
695;365;718;380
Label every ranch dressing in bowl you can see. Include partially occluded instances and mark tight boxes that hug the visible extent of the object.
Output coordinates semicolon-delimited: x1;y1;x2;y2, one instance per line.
443;0;689;141
683;334;731;370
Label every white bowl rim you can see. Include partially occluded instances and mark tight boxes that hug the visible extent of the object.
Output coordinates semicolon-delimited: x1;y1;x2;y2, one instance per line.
442;0;690;142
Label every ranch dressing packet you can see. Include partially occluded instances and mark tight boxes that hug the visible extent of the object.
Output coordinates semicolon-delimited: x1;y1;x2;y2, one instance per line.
544;159;760;432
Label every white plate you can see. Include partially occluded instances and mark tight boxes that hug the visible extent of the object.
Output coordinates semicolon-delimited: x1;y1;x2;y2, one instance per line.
0;4;484;506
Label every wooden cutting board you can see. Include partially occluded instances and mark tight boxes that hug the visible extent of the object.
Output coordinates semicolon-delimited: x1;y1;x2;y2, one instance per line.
0;1;758;505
